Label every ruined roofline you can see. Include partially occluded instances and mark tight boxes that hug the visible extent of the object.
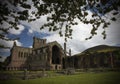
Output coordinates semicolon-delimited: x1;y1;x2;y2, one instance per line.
47;41;57;44
12;41;32;49
32;41;64;51
32;41;58;50
13;37;46;49
33;36;47;40
47;41;65;52
47;41;62;47
13;37;62;50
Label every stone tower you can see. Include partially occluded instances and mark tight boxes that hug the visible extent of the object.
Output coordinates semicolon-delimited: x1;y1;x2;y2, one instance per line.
33;37;47;49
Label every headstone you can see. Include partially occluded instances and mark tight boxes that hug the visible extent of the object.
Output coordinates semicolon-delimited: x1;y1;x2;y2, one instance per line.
23;69;28;80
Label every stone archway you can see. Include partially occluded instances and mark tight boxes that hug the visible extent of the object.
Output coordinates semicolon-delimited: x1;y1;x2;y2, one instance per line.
52;45;61;64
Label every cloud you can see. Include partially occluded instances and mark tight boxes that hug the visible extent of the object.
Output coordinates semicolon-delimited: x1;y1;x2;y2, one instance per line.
19;6;120;55
0;39;22;48
27;28;34;36
0;39;23;57
29;46;33;48
8;25;25;35
22;15;49;32
43;20;93;55
28;29;33;34
44;18;120;55
15;40;23;46
83;20;120;48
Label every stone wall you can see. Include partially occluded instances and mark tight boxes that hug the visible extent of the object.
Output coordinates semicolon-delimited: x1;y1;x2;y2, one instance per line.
6;46;32;70
29;41;64;70
65;50;120;69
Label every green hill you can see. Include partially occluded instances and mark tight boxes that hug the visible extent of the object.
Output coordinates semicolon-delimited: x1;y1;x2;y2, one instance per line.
75;45;120;56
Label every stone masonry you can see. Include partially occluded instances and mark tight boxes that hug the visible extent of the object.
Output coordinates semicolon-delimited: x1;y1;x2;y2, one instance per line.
6;37;65;70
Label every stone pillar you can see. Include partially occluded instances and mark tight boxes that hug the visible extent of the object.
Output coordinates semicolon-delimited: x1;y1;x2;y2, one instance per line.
69;49;71;57
64;43;66;57
64;43;67;69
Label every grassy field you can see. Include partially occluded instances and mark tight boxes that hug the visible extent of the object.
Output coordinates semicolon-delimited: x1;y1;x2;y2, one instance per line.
0;71;120;84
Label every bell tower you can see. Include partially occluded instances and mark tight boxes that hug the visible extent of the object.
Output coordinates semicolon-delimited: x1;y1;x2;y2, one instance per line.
33;37;46;49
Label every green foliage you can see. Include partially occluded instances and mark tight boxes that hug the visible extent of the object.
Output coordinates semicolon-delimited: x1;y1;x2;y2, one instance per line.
20;3;31;9
111;17;117;21
0;0;120;48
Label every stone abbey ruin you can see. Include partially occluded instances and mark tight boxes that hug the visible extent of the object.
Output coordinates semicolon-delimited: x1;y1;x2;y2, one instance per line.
5;37;120;71
6;37;64;70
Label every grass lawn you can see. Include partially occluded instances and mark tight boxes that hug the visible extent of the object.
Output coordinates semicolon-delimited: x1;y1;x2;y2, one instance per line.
0;71;120;84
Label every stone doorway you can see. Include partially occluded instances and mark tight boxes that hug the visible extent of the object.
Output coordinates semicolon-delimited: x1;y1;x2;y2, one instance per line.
55;65;57;70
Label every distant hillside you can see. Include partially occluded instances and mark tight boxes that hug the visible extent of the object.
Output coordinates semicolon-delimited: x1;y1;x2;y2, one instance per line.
75;45;120;56
68;45;120;69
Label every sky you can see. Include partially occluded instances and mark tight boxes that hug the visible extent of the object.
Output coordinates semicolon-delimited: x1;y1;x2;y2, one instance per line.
0;1;120;60
0;14;120;58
